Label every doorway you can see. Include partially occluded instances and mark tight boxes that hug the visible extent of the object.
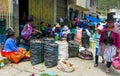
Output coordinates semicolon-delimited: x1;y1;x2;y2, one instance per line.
19;0;28;35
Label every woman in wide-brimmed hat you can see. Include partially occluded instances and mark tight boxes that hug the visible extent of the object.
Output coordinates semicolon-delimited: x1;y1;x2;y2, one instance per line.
100;13;120;74
54;23;64;38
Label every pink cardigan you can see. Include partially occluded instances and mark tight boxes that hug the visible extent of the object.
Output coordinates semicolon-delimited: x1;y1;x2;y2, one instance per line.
100;30;120;48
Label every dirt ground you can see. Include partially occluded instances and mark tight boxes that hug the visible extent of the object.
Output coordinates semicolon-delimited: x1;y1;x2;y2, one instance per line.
0;48;120;76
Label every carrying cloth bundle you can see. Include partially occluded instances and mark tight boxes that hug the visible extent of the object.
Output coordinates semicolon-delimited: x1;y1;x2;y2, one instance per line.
78;49;93;60
56;41;68;61
44;42;58;68
57;61;75;72
68;41;79;57
30;40;44;65
112;56;120;70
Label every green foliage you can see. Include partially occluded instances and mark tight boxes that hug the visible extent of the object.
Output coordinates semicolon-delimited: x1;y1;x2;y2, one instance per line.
97;0;120;11
40;73;58;76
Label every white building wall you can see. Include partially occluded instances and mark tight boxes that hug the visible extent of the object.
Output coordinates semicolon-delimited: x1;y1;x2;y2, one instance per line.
76;0;86;8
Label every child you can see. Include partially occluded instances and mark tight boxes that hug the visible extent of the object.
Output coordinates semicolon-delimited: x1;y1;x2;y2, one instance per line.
39;21;46;37
46;24;52;37
94;25;104;67
71;25;77;38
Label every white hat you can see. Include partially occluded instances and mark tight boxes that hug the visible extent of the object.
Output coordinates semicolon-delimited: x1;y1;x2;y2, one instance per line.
97;25;104;30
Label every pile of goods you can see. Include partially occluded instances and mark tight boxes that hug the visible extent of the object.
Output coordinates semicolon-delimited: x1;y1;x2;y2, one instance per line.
56;41;68;61
68;41;79;57
30;40;44;65
44;42;58;68
57;61;74;72
78;47;93;60
0;57;10;68
42;38;54;43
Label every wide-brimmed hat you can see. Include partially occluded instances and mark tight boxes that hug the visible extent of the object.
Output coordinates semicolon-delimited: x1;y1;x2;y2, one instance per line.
56;23;60;27
107;13;115;22
27;15;33;22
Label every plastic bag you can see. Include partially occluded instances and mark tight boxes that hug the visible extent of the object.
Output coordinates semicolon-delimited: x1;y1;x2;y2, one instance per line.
67;34;74;42
44;42;58;68
68;41;79;57
30;40;44;65
56;41;68;61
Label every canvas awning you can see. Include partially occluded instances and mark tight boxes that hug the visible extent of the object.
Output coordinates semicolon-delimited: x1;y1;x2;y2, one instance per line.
69;4;89;11
85;16;101;23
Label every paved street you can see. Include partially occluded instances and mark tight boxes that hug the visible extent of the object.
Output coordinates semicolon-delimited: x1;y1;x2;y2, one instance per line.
0;48;120;76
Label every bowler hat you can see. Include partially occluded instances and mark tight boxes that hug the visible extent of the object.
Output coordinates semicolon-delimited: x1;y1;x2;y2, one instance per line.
107;13;115;22
27;15;33;22
7;28;15;36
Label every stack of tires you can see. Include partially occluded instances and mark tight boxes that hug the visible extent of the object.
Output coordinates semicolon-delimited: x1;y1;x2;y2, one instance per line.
68;41;79;57
43;42;58;68
30;40;44;65
82;29;90;48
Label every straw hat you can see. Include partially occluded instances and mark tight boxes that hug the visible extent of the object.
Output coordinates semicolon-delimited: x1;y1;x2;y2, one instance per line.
56;23;60;27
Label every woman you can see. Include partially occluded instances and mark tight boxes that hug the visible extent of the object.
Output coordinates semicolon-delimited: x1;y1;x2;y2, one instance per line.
2;28;26;63
21;15;34;40
100;13;120;74
54;23;64;39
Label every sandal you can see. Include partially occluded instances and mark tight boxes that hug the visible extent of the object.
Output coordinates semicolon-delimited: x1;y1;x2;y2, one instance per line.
106;68;110;75
94;64;98;67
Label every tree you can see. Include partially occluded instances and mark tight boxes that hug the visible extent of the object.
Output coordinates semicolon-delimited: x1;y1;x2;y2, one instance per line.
97;0;120;11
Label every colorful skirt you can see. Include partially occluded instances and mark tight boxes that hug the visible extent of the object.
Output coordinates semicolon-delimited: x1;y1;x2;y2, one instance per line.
1;48;26;63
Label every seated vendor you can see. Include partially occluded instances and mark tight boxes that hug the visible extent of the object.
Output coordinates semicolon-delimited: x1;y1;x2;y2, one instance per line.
21;15;34;40
1;28;26;63
21;15;42;40
54;23;64;38
61;25;70;37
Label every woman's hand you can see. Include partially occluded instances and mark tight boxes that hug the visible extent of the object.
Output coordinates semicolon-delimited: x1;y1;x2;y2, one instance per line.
101;44;106;52
117;48;120;54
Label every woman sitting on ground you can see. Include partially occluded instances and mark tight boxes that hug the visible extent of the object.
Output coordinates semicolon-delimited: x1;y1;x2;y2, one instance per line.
1;28;26;63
